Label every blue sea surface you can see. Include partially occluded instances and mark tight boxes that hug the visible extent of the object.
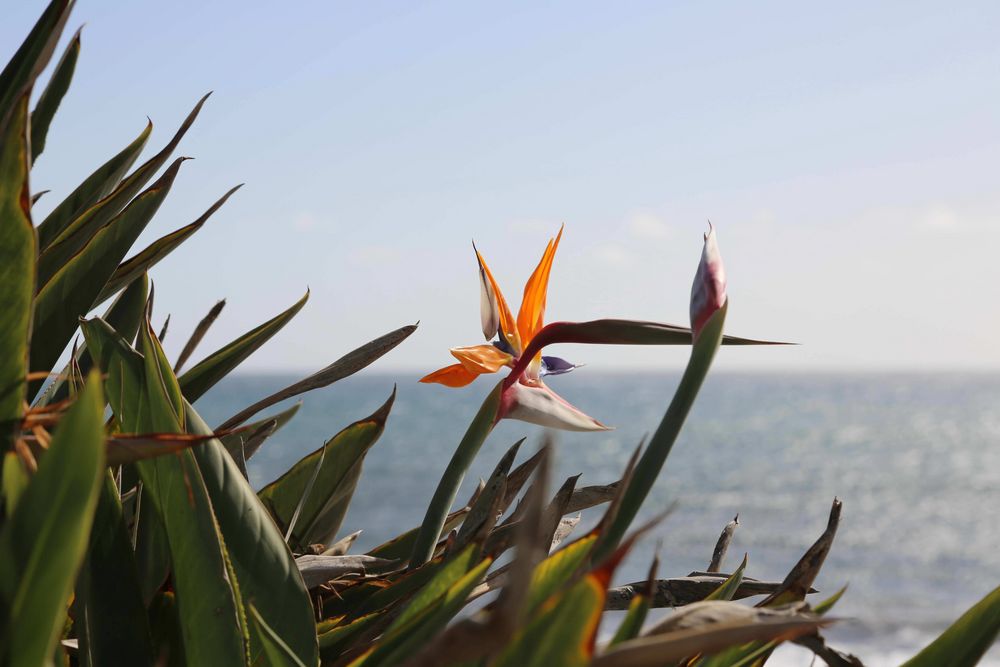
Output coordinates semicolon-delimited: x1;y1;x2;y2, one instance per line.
195;371;1000;666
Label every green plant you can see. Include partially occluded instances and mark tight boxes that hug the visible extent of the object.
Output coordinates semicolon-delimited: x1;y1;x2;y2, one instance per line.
2;2;999;666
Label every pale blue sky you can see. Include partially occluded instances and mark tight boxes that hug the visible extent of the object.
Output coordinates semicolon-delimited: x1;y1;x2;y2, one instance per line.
7;1;1000;371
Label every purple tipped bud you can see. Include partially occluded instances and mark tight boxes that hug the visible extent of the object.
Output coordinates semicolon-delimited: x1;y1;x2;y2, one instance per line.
690;223;727;339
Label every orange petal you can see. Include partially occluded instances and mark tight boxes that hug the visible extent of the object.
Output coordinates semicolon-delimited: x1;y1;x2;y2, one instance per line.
450;344;512;374
475;246;520;352
517;225;563;345
419;363;480;387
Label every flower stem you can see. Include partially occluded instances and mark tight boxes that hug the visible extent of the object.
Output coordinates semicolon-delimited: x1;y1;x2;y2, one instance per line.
594;301;728;561
409;380;503;568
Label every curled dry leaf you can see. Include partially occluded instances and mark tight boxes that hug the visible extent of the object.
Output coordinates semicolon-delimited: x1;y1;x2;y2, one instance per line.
565;481;620;514
594;610;831;667
708;514;739;573
645;599;810;636
295;554;397;589
604;573;800;611
324;530;363;556
453;439;521;553
105;432;219;467
759;498;842;607
550;515;581;552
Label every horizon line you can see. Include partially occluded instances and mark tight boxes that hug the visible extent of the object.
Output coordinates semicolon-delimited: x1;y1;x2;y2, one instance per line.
220;365;1000;376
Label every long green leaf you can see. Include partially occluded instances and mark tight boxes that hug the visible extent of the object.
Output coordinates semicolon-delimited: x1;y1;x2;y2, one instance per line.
902;584;1000;667
609;555;659;647
366;507;468;561
518;317;782;352
0;0;73;133
494;562;612;667
0;371;104;667
348;557;453;620
75;471;153;667
37;92;208;279
36;121;151;250
85;315;248;665
318;612;384;662
135;317;249;665
218;322;416;430
80;315;166;601
185;403;319;666
813;586;847;616
1;453;29;515
610;592;651;648
249;605;308;667
389;544;481;632
0;94;33;447
377;559;492;665
594;302;728;560
30;26;80;163
178;289;308;402
37;153;186;290
258;390;394;551
147;592;183;667
409;379;502;568
95;185;242;306
705;554;748;602
133;484;170;606
360;547;491;667
31;158;185;384
526;533;598;613
79;317;146;432
174;298;225;373
218;401;300;465
452;438;522;552
39;272;148;407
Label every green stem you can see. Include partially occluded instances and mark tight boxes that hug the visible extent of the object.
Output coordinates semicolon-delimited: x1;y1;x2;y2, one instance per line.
594;302;728;561
408;380;503;568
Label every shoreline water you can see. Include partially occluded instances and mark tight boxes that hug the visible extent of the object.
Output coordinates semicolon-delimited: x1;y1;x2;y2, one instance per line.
195;370;1000;663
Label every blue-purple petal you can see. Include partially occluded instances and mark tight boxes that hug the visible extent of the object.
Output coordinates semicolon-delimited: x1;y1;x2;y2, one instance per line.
540;355;578;376
493;338;515;356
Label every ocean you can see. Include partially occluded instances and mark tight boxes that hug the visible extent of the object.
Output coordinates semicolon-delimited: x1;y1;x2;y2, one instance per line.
193;371;1000;666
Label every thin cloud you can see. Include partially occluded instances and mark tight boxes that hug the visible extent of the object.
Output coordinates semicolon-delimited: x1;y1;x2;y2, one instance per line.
507;218;563;234
292;212;318;232
627;211;671;240
352;245;401;264
921;205;960;231
592;244;631;266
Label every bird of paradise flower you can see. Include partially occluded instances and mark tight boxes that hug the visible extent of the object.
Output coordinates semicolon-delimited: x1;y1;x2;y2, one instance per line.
421;226;609;431
420;224;750;431
410;225;782;566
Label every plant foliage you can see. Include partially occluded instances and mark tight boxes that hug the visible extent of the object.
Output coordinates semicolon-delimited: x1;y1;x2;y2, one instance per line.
0;3;997;666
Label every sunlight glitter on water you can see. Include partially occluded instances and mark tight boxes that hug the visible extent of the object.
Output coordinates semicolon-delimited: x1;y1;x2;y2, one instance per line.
195;371;1000;660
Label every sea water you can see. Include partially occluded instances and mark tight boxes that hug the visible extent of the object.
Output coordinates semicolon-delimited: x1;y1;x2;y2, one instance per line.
194;371;1000;666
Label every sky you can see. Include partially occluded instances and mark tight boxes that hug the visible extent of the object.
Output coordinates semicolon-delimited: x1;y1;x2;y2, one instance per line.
5;0;1000;372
